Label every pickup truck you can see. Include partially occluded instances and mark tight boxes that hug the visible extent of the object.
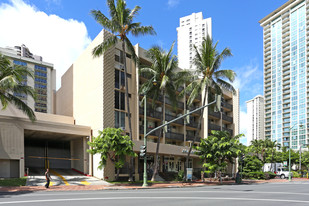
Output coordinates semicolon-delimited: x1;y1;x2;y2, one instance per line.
275;167;293;179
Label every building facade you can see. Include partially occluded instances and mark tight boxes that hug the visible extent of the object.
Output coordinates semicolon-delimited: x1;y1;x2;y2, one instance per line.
246;95;265;146
0;45;91;178
176;12;212;70
0;45;56;113
56;30;240;181
260;0;308;149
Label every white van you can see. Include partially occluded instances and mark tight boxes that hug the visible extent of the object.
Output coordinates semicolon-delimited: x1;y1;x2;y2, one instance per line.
275;167;293;179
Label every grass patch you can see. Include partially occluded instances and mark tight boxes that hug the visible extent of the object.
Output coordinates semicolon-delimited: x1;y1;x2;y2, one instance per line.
0;177;27;186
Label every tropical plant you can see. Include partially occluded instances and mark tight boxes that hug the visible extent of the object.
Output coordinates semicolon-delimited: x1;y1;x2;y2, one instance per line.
139;42;190;181
180;35;236;177
90;0;155;180
87;127;137;180
0;54;36;121
195;130;243;184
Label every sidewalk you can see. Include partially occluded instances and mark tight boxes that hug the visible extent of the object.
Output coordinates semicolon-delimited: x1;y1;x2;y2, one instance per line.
1;178;309;193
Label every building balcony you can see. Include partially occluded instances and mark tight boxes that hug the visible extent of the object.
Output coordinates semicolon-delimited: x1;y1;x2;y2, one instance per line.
165;113;184;125
187;104;200;115
208;110;220;119
208;123;221;131
186;121;198;128
222;101;233;110
186;135;201;142
222;114;233;123
139;106;162;120
165;131;184;141
139;125;160;136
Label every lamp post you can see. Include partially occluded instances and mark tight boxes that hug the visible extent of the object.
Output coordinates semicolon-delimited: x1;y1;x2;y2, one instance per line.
289;123;303;181
142;93;148;187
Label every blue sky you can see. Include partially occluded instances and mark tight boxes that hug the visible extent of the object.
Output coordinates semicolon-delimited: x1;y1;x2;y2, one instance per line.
0;0;288;144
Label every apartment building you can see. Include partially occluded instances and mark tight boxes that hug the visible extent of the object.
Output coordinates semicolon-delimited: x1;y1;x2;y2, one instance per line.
176;12;212;70
260;0;308;150
246;95;265;146
0;44;56;113
56;29;240;181
0;45;91;178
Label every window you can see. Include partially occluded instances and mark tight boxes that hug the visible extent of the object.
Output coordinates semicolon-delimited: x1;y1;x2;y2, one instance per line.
115;111;125;128
115;69;125;89
115;90;125;110
13;60;27;66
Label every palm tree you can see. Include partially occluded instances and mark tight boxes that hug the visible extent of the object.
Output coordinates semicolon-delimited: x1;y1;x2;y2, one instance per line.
139;42;189;181
181;34;236;179
0;54;36;121
90;0;155;180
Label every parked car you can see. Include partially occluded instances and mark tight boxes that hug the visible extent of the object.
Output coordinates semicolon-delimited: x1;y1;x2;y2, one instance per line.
275;167;293;179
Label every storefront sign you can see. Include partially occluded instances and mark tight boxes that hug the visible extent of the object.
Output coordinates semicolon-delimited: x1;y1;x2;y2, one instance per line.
182;149;196;154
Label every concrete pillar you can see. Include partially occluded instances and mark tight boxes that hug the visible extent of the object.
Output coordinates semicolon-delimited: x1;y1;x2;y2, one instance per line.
134;157;139;181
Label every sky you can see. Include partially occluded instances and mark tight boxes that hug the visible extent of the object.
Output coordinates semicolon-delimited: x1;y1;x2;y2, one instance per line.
0;0;289;144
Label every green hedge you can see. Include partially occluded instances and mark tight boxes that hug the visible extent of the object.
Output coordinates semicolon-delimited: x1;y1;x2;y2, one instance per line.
292;171;301;178
242;171;276;180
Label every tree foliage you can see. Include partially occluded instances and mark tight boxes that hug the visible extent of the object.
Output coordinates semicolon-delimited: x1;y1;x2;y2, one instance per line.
196;130;243;183
0;54;36;121
87;128;137;171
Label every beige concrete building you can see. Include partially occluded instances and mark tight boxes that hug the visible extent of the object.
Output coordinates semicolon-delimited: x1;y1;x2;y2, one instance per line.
0;104;91;178
0;45;92;178
56;30;240;181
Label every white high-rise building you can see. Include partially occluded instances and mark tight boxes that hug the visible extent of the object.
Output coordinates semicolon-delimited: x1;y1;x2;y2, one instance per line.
260;0;309;150
176;12;212;70
246;95;265;146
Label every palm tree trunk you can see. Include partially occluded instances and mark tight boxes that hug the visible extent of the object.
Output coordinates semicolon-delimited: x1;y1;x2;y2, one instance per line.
151;91;165;181
122;41;134;181
184;87;208;181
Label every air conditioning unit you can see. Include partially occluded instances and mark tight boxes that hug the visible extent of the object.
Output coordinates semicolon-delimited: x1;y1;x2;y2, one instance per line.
120;127;125;131
120;65;125;70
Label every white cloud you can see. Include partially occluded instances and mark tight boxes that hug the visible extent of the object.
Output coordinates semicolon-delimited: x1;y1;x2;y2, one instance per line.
0;0;91;89
167;0;180;8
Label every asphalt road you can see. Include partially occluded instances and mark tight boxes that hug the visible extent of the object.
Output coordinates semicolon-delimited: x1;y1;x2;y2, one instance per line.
1;182;309;205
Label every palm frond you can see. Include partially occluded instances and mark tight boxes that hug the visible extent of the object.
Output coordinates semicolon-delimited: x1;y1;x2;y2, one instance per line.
92;35;118;57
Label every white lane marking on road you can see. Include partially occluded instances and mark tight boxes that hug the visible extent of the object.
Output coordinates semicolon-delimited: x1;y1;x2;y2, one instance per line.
1;196;309;204
10;190;309;198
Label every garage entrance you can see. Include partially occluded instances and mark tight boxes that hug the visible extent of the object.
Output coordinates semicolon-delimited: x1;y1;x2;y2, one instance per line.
25;138;71;169
24;130;89;175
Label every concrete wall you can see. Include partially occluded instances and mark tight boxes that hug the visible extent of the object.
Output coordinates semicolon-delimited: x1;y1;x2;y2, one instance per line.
0;160;19;178
56;66;73;117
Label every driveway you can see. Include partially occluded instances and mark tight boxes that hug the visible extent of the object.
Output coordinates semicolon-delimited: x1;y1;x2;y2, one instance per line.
26;168;111;186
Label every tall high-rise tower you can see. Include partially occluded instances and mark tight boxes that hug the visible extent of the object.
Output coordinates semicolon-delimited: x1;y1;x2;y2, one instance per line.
176;12;212;70
260;0;308;150
246;95;265;146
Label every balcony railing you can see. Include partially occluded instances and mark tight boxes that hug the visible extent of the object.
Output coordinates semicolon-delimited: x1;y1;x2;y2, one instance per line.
165;132;184;141
208;123;221;131
222;101;232;110
187;105;200;115
165;113;184;125
139;106;162;119
208;110;220;118
222;114;233;122
139;125;160;136
186;121;198;128
186;135;201;142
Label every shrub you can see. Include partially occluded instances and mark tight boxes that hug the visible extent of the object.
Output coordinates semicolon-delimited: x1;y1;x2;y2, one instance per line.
292;171;301;178
175;170;184;181
264;172;276;180
242;171;265;179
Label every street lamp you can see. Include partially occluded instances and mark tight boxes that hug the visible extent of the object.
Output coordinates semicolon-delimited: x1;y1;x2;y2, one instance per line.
288;123;303;181
142;79;157;187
